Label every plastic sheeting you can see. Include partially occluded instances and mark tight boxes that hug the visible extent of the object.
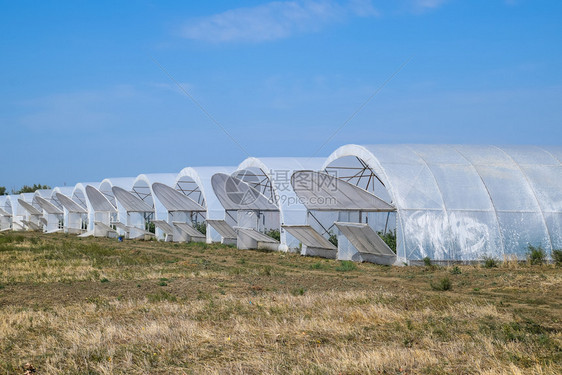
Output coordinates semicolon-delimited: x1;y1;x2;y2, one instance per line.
86;185;117;212
324;144;562;261
282;225;336;250
232;157;325;251
173;221;205;238
334;222;395;257
112;186;153;213
152;182;205;212
235;227;279;243
211;173;278;211
56;193;87;213
18;199;42;216
152;220;174;235
175;166;236;243
206;219;237;239
291;170;395;212
35;196;63;215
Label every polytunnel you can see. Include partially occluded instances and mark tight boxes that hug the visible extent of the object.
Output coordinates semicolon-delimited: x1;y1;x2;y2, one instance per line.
70;182;99;234
84;177;135;237
33;188;66;233
211;157;325;251
314;144;562;263
18;191;51;231
0;196;11;231
152;167;235;243
111;173;177;240
5;195;24;231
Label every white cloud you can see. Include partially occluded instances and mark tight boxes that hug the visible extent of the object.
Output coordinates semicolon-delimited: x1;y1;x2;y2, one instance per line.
180;0;378;43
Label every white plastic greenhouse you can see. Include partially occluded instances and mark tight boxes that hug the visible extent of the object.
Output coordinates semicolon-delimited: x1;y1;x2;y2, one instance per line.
317;144;562;263
2;144;560;264
211;157;325;251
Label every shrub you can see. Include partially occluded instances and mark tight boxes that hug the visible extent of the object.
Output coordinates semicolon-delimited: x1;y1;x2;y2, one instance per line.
431;277;452;291
194;222;207;235
552;249;562;266
527;244;546;265
328;232;338;247
264;229;280;241
423;257;432;267
336;260;357;272
378;230;397;253
145;221;156;234
482;257;498;268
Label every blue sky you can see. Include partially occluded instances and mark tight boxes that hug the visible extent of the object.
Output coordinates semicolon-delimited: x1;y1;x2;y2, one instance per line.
1;0;561;190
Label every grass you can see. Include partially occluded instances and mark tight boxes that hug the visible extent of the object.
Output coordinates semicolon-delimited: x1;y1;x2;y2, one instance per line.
553;249;562;266
0;232;561;374
430;276;452;291
335;260;357;272
527;244;547;265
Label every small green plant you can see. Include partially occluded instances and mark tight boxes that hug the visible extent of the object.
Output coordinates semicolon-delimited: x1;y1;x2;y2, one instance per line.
336;260;357;272
194;221;207;235
100;278;109;283
261;265;273;276
527;244;546;265
431;277;452;291
450;266;462;275
147;291;176;303
378;230;397;253
158;281;168;286
328;232;338;247
264;229;280;241
145;221;156;234
423;257;432;267
310;262;328;270
552;249;562;266
482;257;498;268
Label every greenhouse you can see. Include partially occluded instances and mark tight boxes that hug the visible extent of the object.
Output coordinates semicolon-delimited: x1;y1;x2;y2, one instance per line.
129;173;177;240
157;166;235;243
316;144;562;263
2;143;560;264
211;157;325;251
71;182;99;233
54;186;88;234
0;196;11;231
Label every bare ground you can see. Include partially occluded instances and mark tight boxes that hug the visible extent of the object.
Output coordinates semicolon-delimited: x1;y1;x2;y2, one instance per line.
0;232;560;374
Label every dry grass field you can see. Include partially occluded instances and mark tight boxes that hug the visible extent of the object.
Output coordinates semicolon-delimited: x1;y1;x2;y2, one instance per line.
0;232;560;374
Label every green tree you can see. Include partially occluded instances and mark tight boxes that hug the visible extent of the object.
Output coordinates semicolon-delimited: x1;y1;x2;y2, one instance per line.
12;184;51;194
0;186;6;195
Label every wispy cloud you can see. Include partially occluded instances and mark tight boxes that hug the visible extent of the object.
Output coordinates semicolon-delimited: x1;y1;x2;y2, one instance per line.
180;0;378;43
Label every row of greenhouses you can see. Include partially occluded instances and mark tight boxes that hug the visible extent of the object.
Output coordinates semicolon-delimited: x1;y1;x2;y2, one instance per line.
1;144;561;264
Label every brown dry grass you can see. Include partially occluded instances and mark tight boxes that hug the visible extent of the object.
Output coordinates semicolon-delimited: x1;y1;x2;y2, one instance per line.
0;232;560;374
